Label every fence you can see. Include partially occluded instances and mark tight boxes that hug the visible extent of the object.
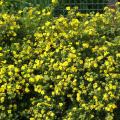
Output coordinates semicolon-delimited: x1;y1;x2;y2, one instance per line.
53;0;117;15
4;0;117;15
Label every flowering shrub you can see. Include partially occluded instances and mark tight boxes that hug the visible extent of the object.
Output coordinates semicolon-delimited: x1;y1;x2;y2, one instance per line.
0;1;120;120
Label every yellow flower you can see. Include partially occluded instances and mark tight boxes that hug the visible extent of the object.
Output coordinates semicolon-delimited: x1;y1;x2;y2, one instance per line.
87;77;93;82
67;58;71;63
30;118;35;120
0;1;3;5
58;65;62;70
70;19;80;27
34;32;43;38
0;53;3;57
16;84;21;89
18;10;23;14
105;61;109;66
0;47;2;51
14;68;19;73
45;21;51;26
35;75;43;81
8;71;13;76
51;112;55;117
84;21;89;26
79;60;83;64
71;66;77;72
105;104;117;112
93;83;98;89
8;65;14;70
29;78;35;83
93;96;97;101
21;65;26;70
51;0;58;4
82;43;89;48
62;61;68;67
72;79;77;86
68;53;76;58
7;110;12;114
116;53;120;57
25;87;30;93
66;6;71;11
112;85;117;90
7;85;11;89
76;92;81;101
59;103;63;107
103;93;108;101
93;62;98;68
41;90;45;95
116;2;120;5
111;104;117;109
0;97;4;103
108;84;113;90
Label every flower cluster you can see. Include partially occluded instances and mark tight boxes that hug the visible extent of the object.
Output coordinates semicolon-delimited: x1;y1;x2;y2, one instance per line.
0;2;120;120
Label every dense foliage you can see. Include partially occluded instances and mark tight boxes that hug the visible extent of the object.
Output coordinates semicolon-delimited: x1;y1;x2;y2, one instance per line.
0;0;120;120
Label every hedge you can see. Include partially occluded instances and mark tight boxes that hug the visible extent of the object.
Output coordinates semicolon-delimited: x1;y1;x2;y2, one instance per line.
0;1;120;120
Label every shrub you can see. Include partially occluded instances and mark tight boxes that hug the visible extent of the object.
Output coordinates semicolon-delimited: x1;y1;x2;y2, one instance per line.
0;1;120;120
